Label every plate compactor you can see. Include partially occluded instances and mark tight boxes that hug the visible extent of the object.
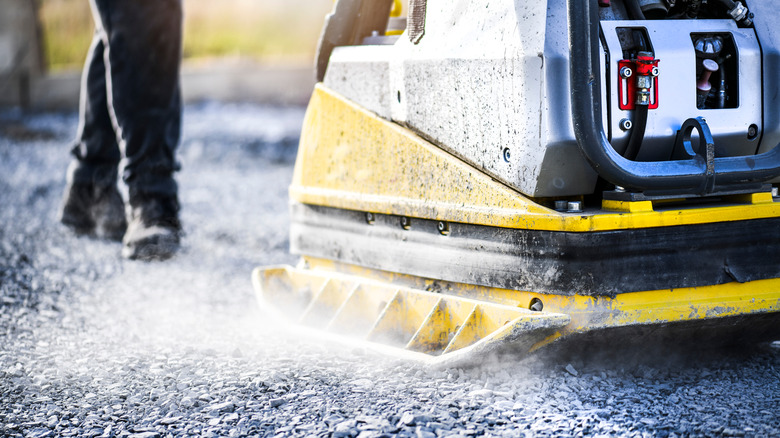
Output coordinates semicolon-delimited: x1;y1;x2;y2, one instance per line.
253;0;780;366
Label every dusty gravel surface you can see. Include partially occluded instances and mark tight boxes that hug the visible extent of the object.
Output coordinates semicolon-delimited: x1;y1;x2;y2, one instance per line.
1;104;779;438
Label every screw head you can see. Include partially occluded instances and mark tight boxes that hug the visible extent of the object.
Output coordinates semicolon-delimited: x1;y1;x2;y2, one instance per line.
651;66;660;77
400;216;410;229
503;147;511;162
366;212;375;224
619;119;632;131
748;124;759;140
620;66;633;78
437;221;450;235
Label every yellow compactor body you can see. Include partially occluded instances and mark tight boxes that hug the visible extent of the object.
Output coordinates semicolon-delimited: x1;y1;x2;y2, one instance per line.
253;0;780;366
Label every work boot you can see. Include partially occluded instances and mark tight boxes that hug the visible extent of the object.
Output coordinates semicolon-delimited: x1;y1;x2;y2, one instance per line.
59;181;127;241
122;195;181;261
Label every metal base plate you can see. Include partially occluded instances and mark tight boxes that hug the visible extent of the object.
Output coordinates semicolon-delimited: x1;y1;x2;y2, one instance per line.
290;202;780;296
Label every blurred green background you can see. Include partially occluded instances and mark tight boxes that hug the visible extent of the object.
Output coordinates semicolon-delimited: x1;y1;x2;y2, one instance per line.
39;0;332;71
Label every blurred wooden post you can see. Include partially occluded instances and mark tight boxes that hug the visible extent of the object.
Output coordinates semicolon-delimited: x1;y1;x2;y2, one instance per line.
0;0;45;108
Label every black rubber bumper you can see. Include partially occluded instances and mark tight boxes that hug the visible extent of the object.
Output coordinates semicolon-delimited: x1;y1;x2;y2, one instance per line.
291;203;780;297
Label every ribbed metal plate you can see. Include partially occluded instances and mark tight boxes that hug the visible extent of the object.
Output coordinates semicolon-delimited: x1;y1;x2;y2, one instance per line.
252;265;570;366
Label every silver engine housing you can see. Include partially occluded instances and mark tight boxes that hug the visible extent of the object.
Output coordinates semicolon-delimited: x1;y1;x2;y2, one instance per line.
323;0;780;198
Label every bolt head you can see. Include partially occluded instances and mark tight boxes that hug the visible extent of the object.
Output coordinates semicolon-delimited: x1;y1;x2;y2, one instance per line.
748;124;758;140
620;66;633;78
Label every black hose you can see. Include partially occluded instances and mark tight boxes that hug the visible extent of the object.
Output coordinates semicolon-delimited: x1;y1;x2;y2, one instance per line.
717;64;726;109
623;104;648;160
713;0;738;11
711;0;753;26
632;29;648;54
625;0;646;20
622;29;651;161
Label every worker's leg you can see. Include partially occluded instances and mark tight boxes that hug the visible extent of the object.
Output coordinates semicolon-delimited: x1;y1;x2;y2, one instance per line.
91;0;183;260
59;35;126;241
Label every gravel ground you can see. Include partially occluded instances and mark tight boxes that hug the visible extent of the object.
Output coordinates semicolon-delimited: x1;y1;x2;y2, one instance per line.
1;103;779;438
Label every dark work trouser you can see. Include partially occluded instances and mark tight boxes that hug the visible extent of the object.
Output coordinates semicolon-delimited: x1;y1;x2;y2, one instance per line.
69;0;182;201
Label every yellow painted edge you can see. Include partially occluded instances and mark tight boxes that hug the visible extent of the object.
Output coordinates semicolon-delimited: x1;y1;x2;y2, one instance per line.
292;84;780;232
530;277;780;351
291;185;780;233
302;257;780;327
260;260;780;357
724;192;775;205
551;277;780;329
601;199;654;213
